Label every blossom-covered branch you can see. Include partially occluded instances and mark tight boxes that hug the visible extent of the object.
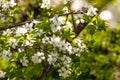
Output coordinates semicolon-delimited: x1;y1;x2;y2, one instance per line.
0;10;84;31
0;0;99;80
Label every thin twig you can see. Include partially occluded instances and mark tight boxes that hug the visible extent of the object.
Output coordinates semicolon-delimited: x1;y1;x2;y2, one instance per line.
64;14;69;25
0;20;32;31
71;12;76;28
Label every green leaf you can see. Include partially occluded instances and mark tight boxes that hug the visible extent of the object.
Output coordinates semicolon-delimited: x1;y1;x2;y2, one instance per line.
86;24;96;35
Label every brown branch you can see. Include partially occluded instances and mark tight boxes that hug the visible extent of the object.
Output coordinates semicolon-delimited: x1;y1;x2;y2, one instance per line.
0;20;32;31
73;22;88;36
0;11;83;31
73;16;96;37
59;10;83;16
35;62;52;80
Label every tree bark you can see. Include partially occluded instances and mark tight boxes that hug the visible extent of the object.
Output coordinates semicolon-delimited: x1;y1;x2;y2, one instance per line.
74;22;88;36
35;63;52;80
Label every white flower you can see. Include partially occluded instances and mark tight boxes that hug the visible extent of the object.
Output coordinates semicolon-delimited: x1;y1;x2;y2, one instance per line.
2;29;13;36
47;52;59;65
50;17;62;33
62;7;69;14
58;67;70;78
16;27;27;36
2;49;12;61
80;19;85;23
0;17;6;22
42;36;50;43
50;35;66;51
18;48;24;52
32;52;45;64
41;0;51;9
86;5;98;16
51;35;61;45
25;23;33;32
9;0;16;8
63;22;73;30
0;70;6;78
2;2;9;11
74;39;87;53
0;0;3;6
61;55;71;67
52;16;61;26
59;40;66;51
1;0;16;11
15;23;34;36
66;44;73;55
8;38;18;48
74;39;86;51
32;20;41;24
24;35;36;46
73;47;80;56
20;56;29;67
24;39;36;46
50;35;73;53
51;24;61;33
64;42;73;55
36;29;44;37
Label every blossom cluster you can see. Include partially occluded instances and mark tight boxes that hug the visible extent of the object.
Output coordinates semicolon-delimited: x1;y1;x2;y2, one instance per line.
0;0;16;22
20;55;29;67
71;0;98;17
32;52;45;64
1;18;87;78
86;5;98;16
0;15;87;78
57;55;72;78
1;49;12;61
0;0;16;11
0;0;99;79
58;67;71;78
47;51;59;65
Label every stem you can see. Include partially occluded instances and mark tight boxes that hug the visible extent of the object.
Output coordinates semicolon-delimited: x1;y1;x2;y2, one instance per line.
0;20;32;31
35;62;52;80
71;12;76;28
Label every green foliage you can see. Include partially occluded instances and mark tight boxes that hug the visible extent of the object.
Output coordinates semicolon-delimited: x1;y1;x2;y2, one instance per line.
0;0;120;80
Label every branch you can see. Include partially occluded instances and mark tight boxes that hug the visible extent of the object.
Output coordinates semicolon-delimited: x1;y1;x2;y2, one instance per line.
0;20;32;31
0;11;83;31
59;10;83;16
35;62;52;80
71;12;76;28
73;16;96;36
73;22;88;36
